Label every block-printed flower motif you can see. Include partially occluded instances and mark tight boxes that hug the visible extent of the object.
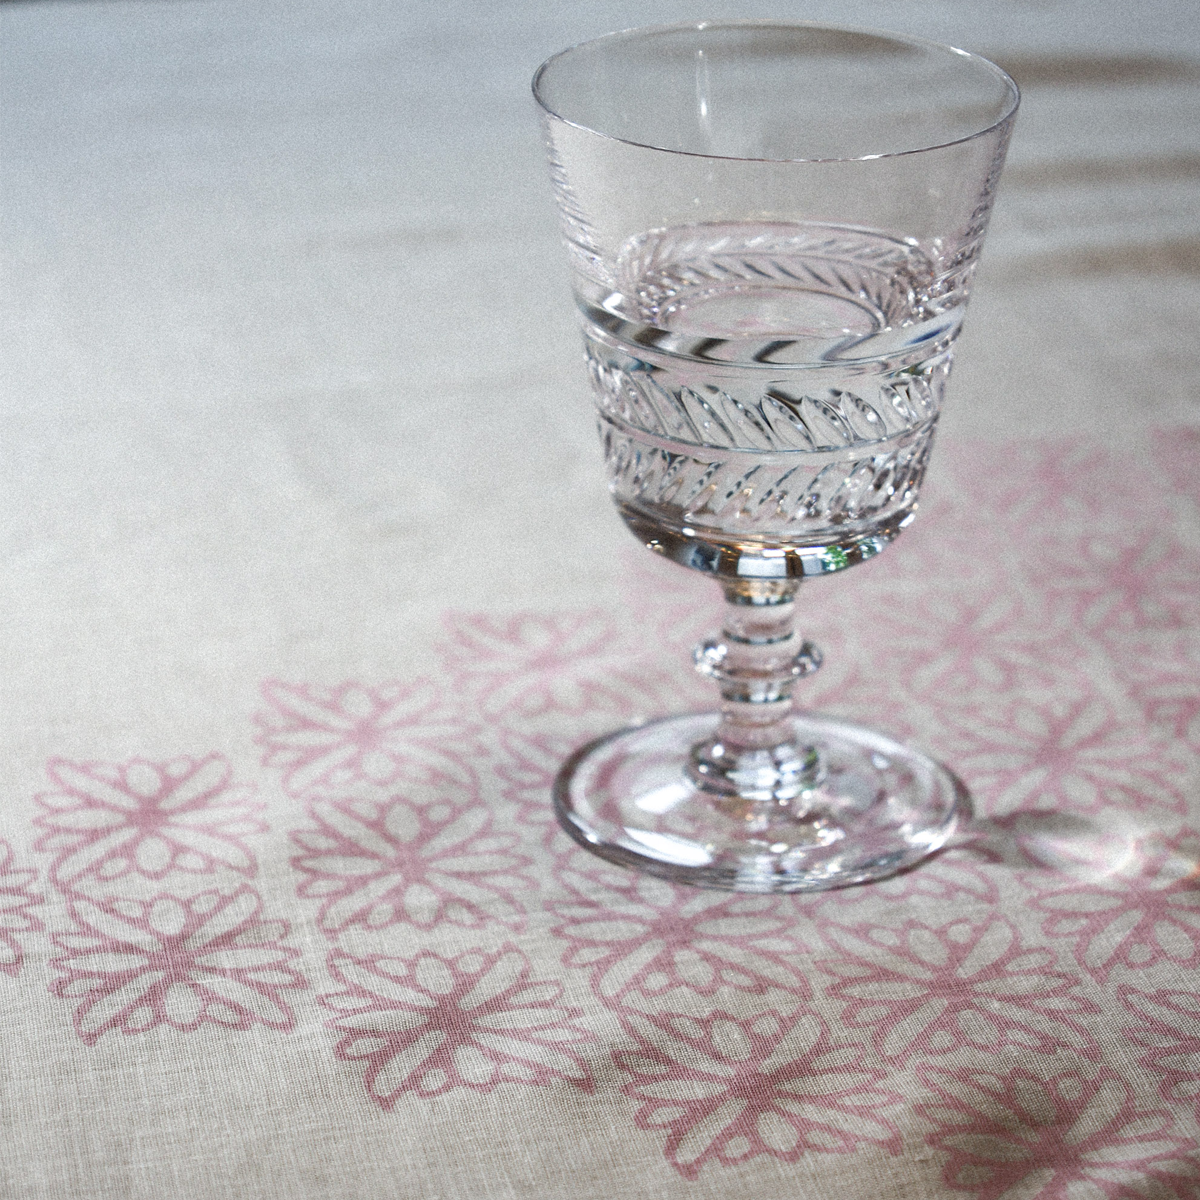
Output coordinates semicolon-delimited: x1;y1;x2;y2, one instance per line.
619;549;723;660
550;859;813;1005
0;839;43;976
34;756;265;893
838;495;1009;604
292;796;534;933
437;611;667;722
50;888;306;1044
917;1063;1193;1199
1041;532;1200;637
940;695;1184;817
256;680;478;796
1120;987;1200;1122
871;584;1071;702
494;728;577;851
319;946;595;1108
1030;830;1200;982
946;438;1144;534
1120;655;1200;750
818;915;1099;1065
1152;426;1200;505
614;1008;901;1179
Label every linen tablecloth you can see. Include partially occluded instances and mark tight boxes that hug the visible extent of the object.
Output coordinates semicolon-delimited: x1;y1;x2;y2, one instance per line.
2;1;1199;1196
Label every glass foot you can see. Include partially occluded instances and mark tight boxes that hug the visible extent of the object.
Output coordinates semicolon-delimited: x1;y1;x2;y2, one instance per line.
554;712;969;893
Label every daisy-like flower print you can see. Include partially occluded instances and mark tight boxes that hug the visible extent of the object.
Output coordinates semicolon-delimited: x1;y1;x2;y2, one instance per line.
942;695;1184;817
494;728;578;851
256;680;478;797
436;611;663;723
0;839;43;976
947;438;1140;535
34;756;265;893
837;489;1001;598
818;915;1099;1065
1043;531;1200;638
619;549;722;662
1120;988;1200;1122
51;888;306;1044
1152;426;1200;505
1120;653;1200;750
291;796;533;933
874;585;1072;702
917;1063;1192;1199
614;1009;901;1180
319;947;594;1108
1030;829;1200;983
550;858;813;1006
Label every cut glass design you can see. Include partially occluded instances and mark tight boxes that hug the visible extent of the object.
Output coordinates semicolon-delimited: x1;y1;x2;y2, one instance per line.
535;21;1018;891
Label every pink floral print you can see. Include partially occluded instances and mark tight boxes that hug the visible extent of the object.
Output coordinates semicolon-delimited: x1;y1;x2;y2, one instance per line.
550;858;813;1005
1120;987;1200;1121
437;611;661;721
942;695;1184;816
819;915;1099;1064
8;426;1196;1194
874;585;1069;700
619;548;723;663
1031;830;1200;982
1119;648;1200;749
320;946;595;1107
944;438;1145;533
0;839;43;976
614;1008;901;1179
494;728;577;850
291;795;534;933
34;756;265;893
50;887;306;1044
1045;531;1200;637
256;680;478;796
1153;426;1200;504
917;1062;1193;1198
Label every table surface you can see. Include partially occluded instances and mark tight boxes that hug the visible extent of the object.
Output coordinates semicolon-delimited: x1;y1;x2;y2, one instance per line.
2;1;1199;1197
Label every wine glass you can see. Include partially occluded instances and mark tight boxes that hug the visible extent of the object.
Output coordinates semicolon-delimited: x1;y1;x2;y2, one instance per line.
533;21;1018;892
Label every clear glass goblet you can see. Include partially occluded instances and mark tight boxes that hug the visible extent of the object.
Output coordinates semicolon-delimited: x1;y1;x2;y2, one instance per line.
534;21;1018;892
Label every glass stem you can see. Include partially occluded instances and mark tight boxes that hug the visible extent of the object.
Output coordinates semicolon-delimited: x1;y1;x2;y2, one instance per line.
689;577;823;812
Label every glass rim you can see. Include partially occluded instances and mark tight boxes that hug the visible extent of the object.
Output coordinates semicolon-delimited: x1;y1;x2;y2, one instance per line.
532;18;1020;165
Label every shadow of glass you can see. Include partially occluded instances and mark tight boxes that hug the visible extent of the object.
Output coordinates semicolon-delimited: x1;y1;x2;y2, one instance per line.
948;809;1153;882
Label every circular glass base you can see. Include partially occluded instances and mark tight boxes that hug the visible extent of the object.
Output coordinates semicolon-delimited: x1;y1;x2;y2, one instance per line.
554;712;969;893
